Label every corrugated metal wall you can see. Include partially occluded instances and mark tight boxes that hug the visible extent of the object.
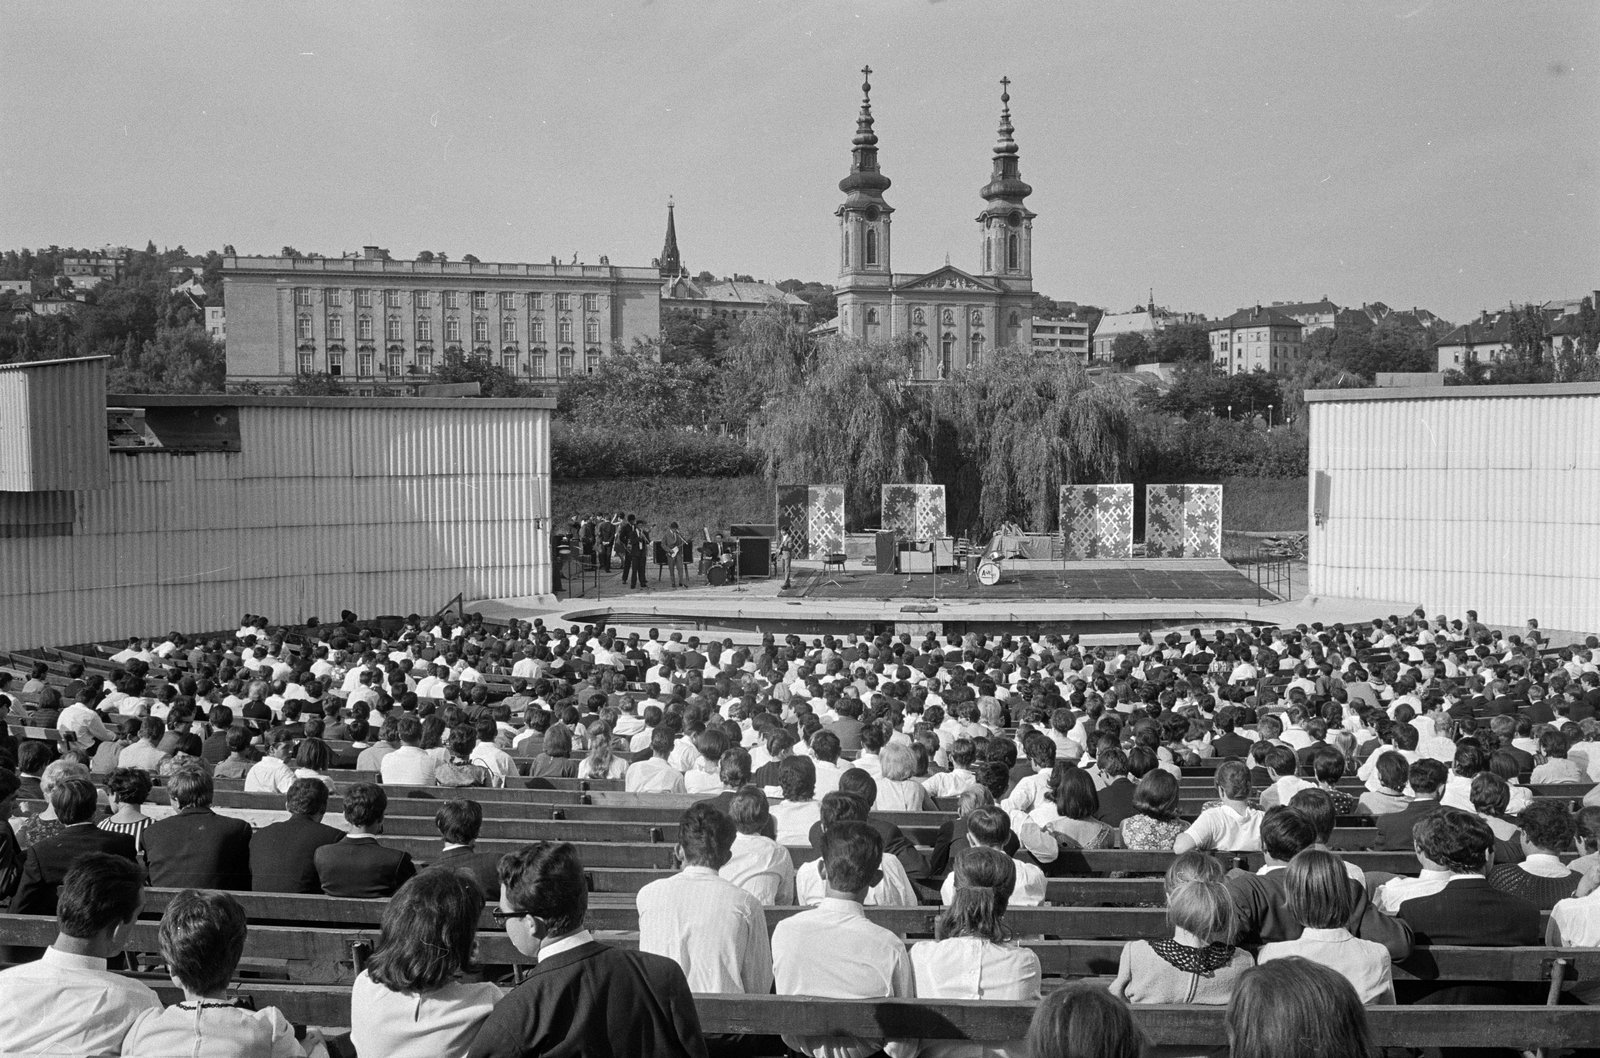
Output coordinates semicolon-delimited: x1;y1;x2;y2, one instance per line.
0;403;550;648
0;358;110;491
1308;390;1600;632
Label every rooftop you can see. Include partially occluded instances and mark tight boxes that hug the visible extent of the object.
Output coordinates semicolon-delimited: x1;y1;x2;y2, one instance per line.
223;256;660;282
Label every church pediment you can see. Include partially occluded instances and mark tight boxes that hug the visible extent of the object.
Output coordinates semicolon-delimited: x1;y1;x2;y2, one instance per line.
896;266;999;293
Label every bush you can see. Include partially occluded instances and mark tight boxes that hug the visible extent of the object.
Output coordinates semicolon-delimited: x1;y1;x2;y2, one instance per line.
551;424;759;478
1137;413;1307;479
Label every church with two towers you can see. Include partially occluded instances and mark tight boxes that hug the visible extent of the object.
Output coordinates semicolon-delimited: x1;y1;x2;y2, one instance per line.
832;68;1038;380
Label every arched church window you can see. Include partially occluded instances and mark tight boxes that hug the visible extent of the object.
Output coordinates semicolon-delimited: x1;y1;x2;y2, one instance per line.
1007;234;1020;270
969;333;985;367
865;229;878;267
940;334;955;379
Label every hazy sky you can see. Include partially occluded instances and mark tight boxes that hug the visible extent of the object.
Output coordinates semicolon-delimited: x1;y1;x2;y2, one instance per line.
2;0;1595;321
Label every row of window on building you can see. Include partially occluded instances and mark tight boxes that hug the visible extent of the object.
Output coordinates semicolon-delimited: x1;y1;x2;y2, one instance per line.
295;314;601;344
297;346;602;379
293;288;600;312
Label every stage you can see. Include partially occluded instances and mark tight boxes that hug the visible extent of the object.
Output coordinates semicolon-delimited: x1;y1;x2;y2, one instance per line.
780;562;1264;603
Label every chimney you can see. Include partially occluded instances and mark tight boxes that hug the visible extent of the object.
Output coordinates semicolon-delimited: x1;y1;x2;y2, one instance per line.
362;245;382;260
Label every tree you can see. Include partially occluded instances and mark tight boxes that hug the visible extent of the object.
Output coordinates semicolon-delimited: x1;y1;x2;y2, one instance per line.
462;254;480;265
106;322;224;393
432;350;536;396
557;347;713;430
1110;332;1150;367
416;250;435;262
1147;323;1211;364
280;246;303;259
285;372;345;396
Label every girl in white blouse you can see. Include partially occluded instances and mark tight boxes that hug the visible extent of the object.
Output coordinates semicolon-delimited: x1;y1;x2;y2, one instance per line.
911;846;1042;1058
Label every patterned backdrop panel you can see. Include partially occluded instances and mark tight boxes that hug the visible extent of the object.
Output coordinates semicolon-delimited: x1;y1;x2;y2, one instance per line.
807;484;845;560
1144;484;1224;558
776;484;809;558
1058;484;1133;559
881;484;946;541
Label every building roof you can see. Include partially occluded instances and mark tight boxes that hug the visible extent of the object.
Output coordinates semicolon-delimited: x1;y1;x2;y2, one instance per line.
1269;298;1340;316
1207;306;1305;331
662;276;805;307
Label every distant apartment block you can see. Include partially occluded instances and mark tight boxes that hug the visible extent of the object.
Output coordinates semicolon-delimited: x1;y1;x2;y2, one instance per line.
1432;293;1597;372
206;306;226;342
1208;306;1304;375
222;247;661;389
1031;316;1090;360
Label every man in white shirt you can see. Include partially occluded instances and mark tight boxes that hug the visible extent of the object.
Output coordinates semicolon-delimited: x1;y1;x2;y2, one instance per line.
243;732;298;794
468;717;515;788
720;787;797;905
626;728;688;794
378;716;438;786
771;820;917;1058
793;793;919;907
637;803;773;995
108;637;155;666
57;699;118;746
809;730;854;796
0;853;160;1057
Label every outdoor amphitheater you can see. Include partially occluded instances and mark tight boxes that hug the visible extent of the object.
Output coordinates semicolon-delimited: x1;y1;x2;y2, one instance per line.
2;357;1600;1057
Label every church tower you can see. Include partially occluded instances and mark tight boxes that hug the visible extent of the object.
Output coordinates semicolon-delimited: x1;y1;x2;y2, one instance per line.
836;67;893;286
657;198;683;278
977;78;1034;281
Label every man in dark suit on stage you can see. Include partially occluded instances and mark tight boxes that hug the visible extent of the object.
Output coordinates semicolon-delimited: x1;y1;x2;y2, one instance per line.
466;841;708;1058
248;778;345;894
141;765;252;891
9;778;136;916
314;781;416;898
432;797;502;900
1374;758;1448;851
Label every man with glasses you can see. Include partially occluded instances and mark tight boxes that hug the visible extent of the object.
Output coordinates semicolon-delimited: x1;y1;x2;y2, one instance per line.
468;842;708;1058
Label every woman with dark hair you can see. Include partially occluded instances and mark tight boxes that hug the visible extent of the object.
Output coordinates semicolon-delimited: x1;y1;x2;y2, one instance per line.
1035;765;1115;849
351;868;501;1058
158;733;212;780
529;725;580;779
1119;770;1186;850
912;846;1041;1058
1225;956;1376;1058
1467;772;1520;841
436;729;491;789
98;767;155;850
1026;982;1144;1058
769;755;821;846
292;737;335;788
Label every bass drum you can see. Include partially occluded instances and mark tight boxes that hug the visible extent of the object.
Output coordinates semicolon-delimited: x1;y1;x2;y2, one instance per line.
976;561;1001;586
708;566;728;586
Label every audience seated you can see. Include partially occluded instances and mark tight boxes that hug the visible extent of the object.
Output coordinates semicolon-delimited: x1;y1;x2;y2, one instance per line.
1391;809;1542;947
314;781;417;898
249;778;346;894
0;854;159;1056
432;798;504;899
10;777;137;916
795;792;917;907
1373;758;1448;851
1174;761;1263;854
466;842;708;1058
143;765;254;890
1224;956;1375;1058
1486;797;1581;909
768;755;822;846
1026;983;1144;1058
718;785;796;906
352;868;501;1058
939;805;1046;907
1257;848;1394;1004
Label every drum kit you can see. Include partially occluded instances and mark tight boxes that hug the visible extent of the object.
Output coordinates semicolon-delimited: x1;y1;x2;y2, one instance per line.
705;540;740;586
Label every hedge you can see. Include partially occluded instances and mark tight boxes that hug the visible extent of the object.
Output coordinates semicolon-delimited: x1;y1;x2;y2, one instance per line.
551;423;760;478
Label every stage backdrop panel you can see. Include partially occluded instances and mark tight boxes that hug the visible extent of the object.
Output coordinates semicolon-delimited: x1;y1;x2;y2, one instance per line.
776;485;809;558
1144;484;1223;558
881;484;946;541
806;484;845;560
1059;484;1134;559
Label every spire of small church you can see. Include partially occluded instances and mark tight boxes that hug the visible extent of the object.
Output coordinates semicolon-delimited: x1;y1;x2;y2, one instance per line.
981;76;1031;204
658;197;682;278
839;66;891;196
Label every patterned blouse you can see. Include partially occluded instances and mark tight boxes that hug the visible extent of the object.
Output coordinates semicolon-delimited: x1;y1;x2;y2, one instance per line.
1120;814;1188;851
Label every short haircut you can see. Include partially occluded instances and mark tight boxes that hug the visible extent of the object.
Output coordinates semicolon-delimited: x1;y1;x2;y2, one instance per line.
1225;957;1373;1058
159;889;248;995
1167;878;1236;945
1215;760;1252;800
1374;751;1409;792
396;715;423;743
435;798;484;846
1468;772;1510;816
880;741;916;781
1286;788;1336;844
225;725;253;753
367;868;484;992
1260;806;1317;862
1264;745;1298;778
49;777;99;826
499;842;587;934
57;853;144;940
1311;748;1345;786
1452;742;1488;777
1408;757;1448;796
1283;848;1355;929
678;802;737;867
778;755;816;801
106;767;153;806
810;729;841;763
1518;798;1577;854
837;768;878;806
718;748;751;788
343;781;388;829
819;819;882;893
1413;808;1493;873
727;785;771;835
1026;984;1144;1058
819;790;869;828
166;765;214;809
650;725;676;757
281;776;329;818
966;805;1012;848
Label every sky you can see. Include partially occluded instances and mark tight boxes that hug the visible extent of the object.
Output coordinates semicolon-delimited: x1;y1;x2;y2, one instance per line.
1;0;1595;322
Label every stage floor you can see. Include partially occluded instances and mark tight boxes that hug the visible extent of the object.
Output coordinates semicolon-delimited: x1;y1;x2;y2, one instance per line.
780;564;1264;602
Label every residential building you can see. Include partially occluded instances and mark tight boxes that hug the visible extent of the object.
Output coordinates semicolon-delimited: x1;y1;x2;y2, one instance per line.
1268;297;1339;335
221;248;661;388
61;249;127;286
1089;300;1207;361
1208;306;1304;375
1031;316;1090;360
828;71;1038;380
0;280;29;298
30;295;82;317
206;306;226;342
1432;294;1596;372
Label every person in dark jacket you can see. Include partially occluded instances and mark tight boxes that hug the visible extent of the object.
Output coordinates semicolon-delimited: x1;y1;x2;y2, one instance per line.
466;841;708;1058
249;778;345;894
1373;758;1449;851
432;798;502;900
314;781;416;898
9;778;137;916
140;765;252;891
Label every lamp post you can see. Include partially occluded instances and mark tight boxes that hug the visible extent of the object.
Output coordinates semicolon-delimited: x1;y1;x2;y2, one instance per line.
1227;404;1233;421
1266;404;1274;431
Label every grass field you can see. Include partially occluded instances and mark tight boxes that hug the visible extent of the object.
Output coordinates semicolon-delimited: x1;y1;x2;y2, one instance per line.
553;475;1307;535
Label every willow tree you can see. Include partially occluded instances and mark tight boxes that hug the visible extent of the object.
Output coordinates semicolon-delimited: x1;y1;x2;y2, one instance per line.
753;335;929;528
937;349;1141;532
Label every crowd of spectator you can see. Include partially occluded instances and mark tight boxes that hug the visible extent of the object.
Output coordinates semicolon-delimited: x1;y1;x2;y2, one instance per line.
0;606;1599;1056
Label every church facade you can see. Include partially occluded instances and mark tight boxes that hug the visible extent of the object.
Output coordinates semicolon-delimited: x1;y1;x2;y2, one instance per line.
832;69;1037;381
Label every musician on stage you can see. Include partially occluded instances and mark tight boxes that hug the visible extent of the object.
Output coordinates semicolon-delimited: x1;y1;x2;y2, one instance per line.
631;521;652;590
665;522;691;588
